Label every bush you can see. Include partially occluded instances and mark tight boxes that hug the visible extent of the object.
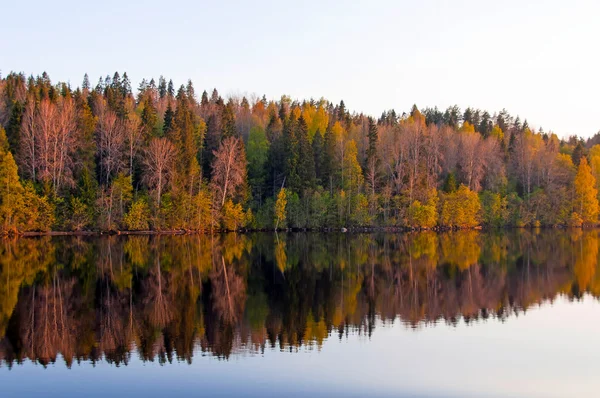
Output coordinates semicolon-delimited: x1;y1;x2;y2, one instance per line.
124;199;150;231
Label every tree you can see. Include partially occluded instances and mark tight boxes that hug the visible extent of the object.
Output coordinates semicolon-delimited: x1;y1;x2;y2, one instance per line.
143;138;177;206
365;117;379;198
0;128;24;233
440;184;481;228
19;96;78;193
96;101;125;184
296;115;315;192
312;129;324;185
574;157;599;224
211;136;247;207
343;140;363;193
274;188;287;229
247;126;269;198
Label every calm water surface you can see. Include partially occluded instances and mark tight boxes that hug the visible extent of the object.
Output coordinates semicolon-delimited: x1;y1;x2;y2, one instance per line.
0;231;599;397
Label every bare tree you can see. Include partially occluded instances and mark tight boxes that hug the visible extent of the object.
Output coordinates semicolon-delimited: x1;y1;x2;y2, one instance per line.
21;96;77;193
143;137;177;205
96;102;125;184
458;130;485;191
53;96;77;192
211;136;247;207
19;96;37;180
404;120;423;203
125;113;142;176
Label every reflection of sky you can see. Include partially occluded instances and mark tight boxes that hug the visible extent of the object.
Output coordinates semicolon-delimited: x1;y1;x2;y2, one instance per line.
2;295;598;398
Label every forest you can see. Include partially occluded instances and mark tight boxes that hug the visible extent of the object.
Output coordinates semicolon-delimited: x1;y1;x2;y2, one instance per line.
1;71;600;233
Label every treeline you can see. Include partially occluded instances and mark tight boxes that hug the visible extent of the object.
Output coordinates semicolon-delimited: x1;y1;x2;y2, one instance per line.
1;230;596;363
1;71;600;233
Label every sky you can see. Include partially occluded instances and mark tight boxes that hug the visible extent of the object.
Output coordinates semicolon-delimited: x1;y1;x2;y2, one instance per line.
1;0;599;138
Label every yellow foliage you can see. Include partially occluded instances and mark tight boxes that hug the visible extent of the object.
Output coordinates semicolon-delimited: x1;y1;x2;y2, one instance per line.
274;188;287;229
221;199;246;231
440;185;481;228
460;121;475;133
490;125;504;141
574;157;599;224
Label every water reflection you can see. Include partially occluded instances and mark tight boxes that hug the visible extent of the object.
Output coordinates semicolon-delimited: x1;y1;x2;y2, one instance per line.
0;230;598;367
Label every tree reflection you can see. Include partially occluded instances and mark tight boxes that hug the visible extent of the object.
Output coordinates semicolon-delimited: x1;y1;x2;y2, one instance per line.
0;230;599;366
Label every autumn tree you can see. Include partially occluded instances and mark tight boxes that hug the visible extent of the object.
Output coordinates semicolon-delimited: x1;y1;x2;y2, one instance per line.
143;137;177;206
211;136;247;207
0;127;24;233
574;157;599;225
440;184;481;228
274;188;287;229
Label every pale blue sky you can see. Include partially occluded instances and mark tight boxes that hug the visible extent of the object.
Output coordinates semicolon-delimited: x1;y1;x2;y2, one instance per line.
2;0;599;137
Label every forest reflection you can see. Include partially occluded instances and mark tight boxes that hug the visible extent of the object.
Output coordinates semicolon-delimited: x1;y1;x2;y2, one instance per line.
0;230;599;367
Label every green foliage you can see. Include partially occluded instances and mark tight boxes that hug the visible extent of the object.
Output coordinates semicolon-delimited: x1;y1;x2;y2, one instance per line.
68;197;91;231
480;191;508;227
443;172;458;193
247;126;269;195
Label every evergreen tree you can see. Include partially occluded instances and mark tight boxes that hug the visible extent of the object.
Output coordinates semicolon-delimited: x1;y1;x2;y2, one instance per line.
158;76;167;98
6;100;23;152
366;117;378;164
283;115;300;194
296;115;316;192
572;142;585;166
312;129;324;185
221;99;237;139
167;79;175;97
163;102;174;136
82;73;90;91
322;127;336;193
141;95;159;138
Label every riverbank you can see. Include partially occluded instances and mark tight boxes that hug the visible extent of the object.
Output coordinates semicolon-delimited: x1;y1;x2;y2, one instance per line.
8;223;594;238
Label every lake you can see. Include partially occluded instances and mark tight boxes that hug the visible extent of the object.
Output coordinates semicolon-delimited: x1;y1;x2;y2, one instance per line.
0;230;599;397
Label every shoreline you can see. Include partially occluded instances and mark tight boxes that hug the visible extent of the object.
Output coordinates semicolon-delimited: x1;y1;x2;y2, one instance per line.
8;224;591;238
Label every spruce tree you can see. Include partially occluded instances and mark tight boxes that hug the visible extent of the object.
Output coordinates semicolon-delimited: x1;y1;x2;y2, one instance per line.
163;103;174;136
167;79;175;97
158;76;167;98
312;129;324;185
322;127;336;192
221;99;237;139
296;115;316;192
